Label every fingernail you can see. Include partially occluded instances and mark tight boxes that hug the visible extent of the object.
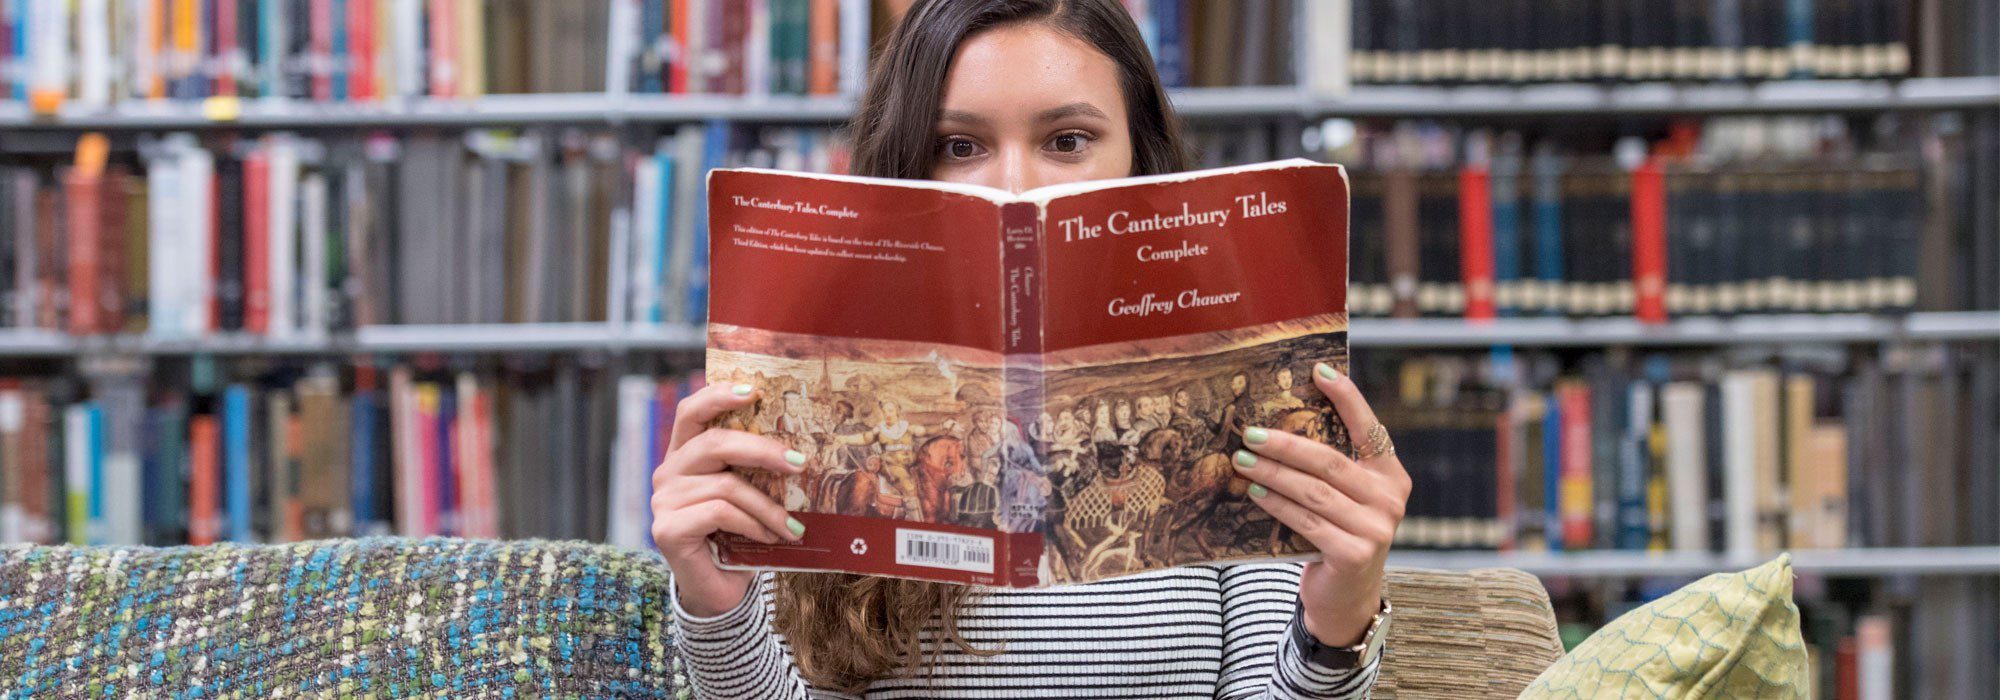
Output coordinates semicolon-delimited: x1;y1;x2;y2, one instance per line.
786;517;806;538
1315;362;1338;381
1244;427;1269;445
1248;483;1269;499
784;450;807;467
1233;450;1257;469
732;384;754;397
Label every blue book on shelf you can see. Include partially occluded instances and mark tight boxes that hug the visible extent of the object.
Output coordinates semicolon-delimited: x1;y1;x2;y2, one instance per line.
11;0;28;101
1785;0;1813;78
224;385;253;543
330;0;349;100
1615;380;1650;551
1152;0;1185;88
1543;391;1564;552
259;0;281;97
652;149;676;324
1491;156;1522;317
687;119;730;324
644;390;663;551
1530;153;1564;316
87;404;106;545
639;0;663;93
351;388;378;534
437;386;457;537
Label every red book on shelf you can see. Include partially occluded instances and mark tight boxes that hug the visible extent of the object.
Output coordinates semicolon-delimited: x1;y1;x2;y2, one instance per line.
1557;381;1593;548
189;415;222;546
63;172;104;335
310;0;332;101
1458;165;1496;320
243;149;270;334
427;0;458;98
669;0;692;93
99;171;131;333
34;186;62;330
807;0;838;94
349;0;376;101
1835;636;1858;700
1630;158;1668;323
416;383;441;536
214;0;240;97
717;0;748;94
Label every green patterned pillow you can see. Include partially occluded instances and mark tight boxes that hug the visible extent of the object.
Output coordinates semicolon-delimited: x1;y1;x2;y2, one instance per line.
1519;554;1810;699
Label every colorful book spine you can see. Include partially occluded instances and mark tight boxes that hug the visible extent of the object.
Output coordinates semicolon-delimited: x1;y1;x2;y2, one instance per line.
63;404;93;545
1459;164;1496;320
1631;158;1669;323
1557;381;1593;548
350;366;379;533
188;414;220;545
223;384;252;542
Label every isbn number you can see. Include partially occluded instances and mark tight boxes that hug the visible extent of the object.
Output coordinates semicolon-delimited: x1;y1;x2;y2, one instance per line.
894;529;995;574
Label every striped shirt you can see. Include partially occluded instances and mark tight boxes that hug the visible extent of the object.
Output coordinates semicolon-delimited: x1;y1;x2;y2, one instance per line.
672;562;1380;699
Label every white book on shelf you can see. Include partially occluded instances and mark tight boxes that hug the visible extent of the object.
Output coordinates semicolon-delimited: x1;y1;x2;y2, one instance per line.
606;178;632;329
78;0;112;107
260;0;285;98
629;154;662;325
102;389;143;546
663;124;702;324
63;404;94;545
1661;381;1708;553
608;375;654;551
1304;0;1349;96
394;0;424;99
181;145;216;336
837;0;866;96
0;389;21;543
300;171;329;337
28;0;69;106
267;135;301;336
1720;370;1761;559
605;0;639;95
145;151;181;336
130;0;159;100
389;366;423;537
745;0;771;96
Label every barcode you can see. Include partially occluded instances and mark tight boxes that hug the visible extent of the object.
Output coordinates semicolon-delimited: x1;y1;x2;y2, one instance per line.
894;529;995;574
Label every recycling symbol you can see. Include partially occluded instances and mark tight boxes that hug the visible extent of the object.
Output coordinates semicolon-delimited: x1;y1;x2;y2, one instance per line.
849;538;868;555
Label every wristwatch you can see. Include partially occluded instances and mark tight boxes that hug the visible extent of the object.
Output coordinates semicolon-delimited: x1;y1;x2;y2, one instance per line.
1290;598;1392;670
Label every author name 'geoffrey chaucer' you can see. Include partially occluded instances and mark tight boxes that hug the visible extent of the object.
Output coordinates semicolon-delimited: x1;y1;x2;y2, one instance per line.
1107;288;1243;317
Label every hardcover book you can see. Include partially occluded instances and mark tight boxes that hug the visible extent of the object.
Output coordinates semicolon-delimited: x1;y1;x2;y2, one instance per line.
704;158;1353;587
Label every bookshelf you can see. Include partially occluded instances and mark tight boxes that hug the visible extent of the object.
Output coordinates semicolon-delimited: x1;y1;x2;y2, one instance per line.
1388;546;2000;578
0;312;1987;357
2;77;1996;130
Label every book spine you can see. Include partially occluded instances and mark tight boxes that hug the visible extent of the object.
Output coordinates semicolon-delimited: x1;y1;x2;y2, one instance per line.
188;413;219;545
1557;380;1592;548
1631;158;1668;323
350;370;377;533
328;0;347;99
243;149;270;333
805;0;834;94
63;404;91;545
345;0;370;99
223;384;251;542
1458;165;1495;320
216;155;245;331
64;171;104;335
997;200;1043;587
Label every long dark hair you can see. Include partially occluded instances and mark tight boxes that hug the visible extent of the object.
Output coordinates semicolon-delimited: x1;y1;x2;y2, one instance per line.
848;0;1189;180
772;0;1188;692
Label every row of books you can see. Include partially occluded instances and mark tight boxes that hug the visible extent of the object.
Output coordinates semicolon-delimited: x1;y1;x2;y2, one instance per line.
1330;117;1979;319
0;360;702;546
1113;0;1296;88
1345;0;1912;85
1366;342;1999;555
0;123;848;335
0;0;869;113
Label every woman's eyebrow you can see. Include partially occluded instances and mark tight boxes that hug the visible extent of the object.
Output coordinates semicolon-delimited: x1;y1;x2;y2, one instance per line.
1037;102;1109;122
938;109;990;126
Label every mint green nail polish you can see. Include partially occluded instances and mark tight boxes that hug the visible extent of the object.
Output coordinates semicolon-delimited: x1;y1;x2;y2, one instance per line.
1234;450;1257;469
785;450;806;466
1248;483;1269;499
1244;427;1269;445
1315;362;1337;380
786;517;805;538
732;384;754;397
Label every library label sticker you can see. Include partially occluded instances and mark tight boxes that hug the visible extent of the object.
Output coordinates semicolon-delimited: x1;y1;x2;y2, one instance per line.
895;529;995;574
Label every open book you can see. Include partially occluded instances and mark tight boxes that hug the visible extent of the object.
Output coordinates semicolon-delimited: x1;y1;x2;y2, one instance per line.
704;158;1351;587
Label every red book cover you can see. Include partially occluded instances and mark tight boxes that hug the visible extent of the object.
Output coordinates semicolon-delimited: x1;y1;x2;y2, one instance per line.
669;0;692;93
243;149;270;334
349;0;376;101
11;386;58;544
310;0;332;101
1458;166;1496;320
214;0;239;97
34;186;63;331
1557;380;1593;548
1630;158;1669;323
62;172;104;335
189;415;222;546
427;0;458;98
704;159;1351;587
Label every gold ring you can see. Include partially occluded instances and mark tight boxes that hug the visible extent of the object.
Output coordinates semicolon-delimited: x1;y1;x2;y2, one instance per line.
1358;423;1395;460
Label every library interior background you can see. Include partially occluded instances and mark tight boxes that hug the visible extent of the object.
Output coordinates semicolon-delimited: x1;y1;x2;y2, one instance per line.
0;0;1996;698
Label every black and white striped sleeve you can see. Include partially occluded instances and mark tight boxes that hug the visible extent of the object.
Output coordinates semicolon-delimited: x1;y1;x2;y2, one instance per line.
672;573;861;700
1216;562;1381;700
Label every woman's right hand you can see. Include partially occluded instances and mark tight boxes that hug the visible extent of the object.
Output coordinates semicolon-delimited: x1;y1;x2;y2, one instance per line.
653;382;808;618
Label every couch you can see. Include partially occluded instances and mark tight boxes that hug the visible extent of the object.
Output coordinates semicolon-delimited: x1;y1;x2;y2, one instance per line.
0;538;1566;698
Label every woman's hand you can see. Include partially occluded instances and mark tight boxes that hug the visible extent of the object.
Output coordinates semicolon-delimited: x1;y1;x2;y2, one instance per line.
653;382;809;618
1232;362;1411;647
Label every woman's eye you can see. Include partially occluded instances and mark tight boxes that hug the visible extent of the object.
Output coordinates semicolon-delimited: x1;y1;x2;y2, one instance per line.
940;137;983;159
1048;133;1090;154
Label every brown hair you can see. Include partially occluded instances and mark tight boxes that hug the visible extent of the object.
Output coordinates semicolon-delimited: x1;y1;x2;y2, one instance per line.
771;0;1188;693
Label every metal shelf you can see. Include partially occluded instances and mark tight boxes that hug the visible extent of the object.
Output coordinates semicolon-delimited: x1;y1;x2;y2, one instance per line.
0;312;1987;357
4;78;1994;130
1388;546;2000;577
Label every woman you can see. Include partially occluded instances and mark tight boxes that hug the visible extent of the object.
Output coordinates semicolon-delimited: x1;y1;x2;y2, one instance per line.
652;1;1412;697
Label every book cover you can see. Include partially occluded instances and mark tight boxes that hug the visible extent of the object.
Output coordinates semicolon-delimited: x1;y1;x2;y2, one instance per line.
704;158;1350;587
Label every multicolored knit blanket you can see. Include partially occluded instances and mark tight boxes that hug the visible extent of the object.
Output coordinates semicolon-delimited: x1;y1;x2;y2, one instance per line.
0;538;687;699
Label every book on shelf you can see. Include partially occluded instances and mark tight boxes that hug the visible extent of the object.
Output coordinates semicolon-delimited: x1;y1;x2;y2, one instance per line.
702;159;1353;587
0;0;868;113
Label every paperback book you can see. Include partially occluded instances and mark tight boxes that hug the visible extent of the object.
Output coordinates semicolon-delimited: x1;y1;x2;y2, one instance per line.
704;158;1351;586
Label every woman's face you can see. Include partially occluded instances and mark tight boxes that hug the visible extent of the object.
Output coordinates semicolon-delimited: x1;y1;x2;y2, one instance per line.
929;23;1134;193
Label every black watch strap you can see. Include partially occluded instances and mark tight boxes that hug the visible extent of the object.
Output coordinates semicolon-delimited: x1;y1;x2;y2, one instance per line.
1289;598;1390;671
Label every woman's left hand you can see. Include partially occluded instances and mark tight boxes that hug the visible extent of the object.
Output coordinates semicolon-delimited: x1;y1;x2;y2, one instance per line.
1232;361;1411;647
